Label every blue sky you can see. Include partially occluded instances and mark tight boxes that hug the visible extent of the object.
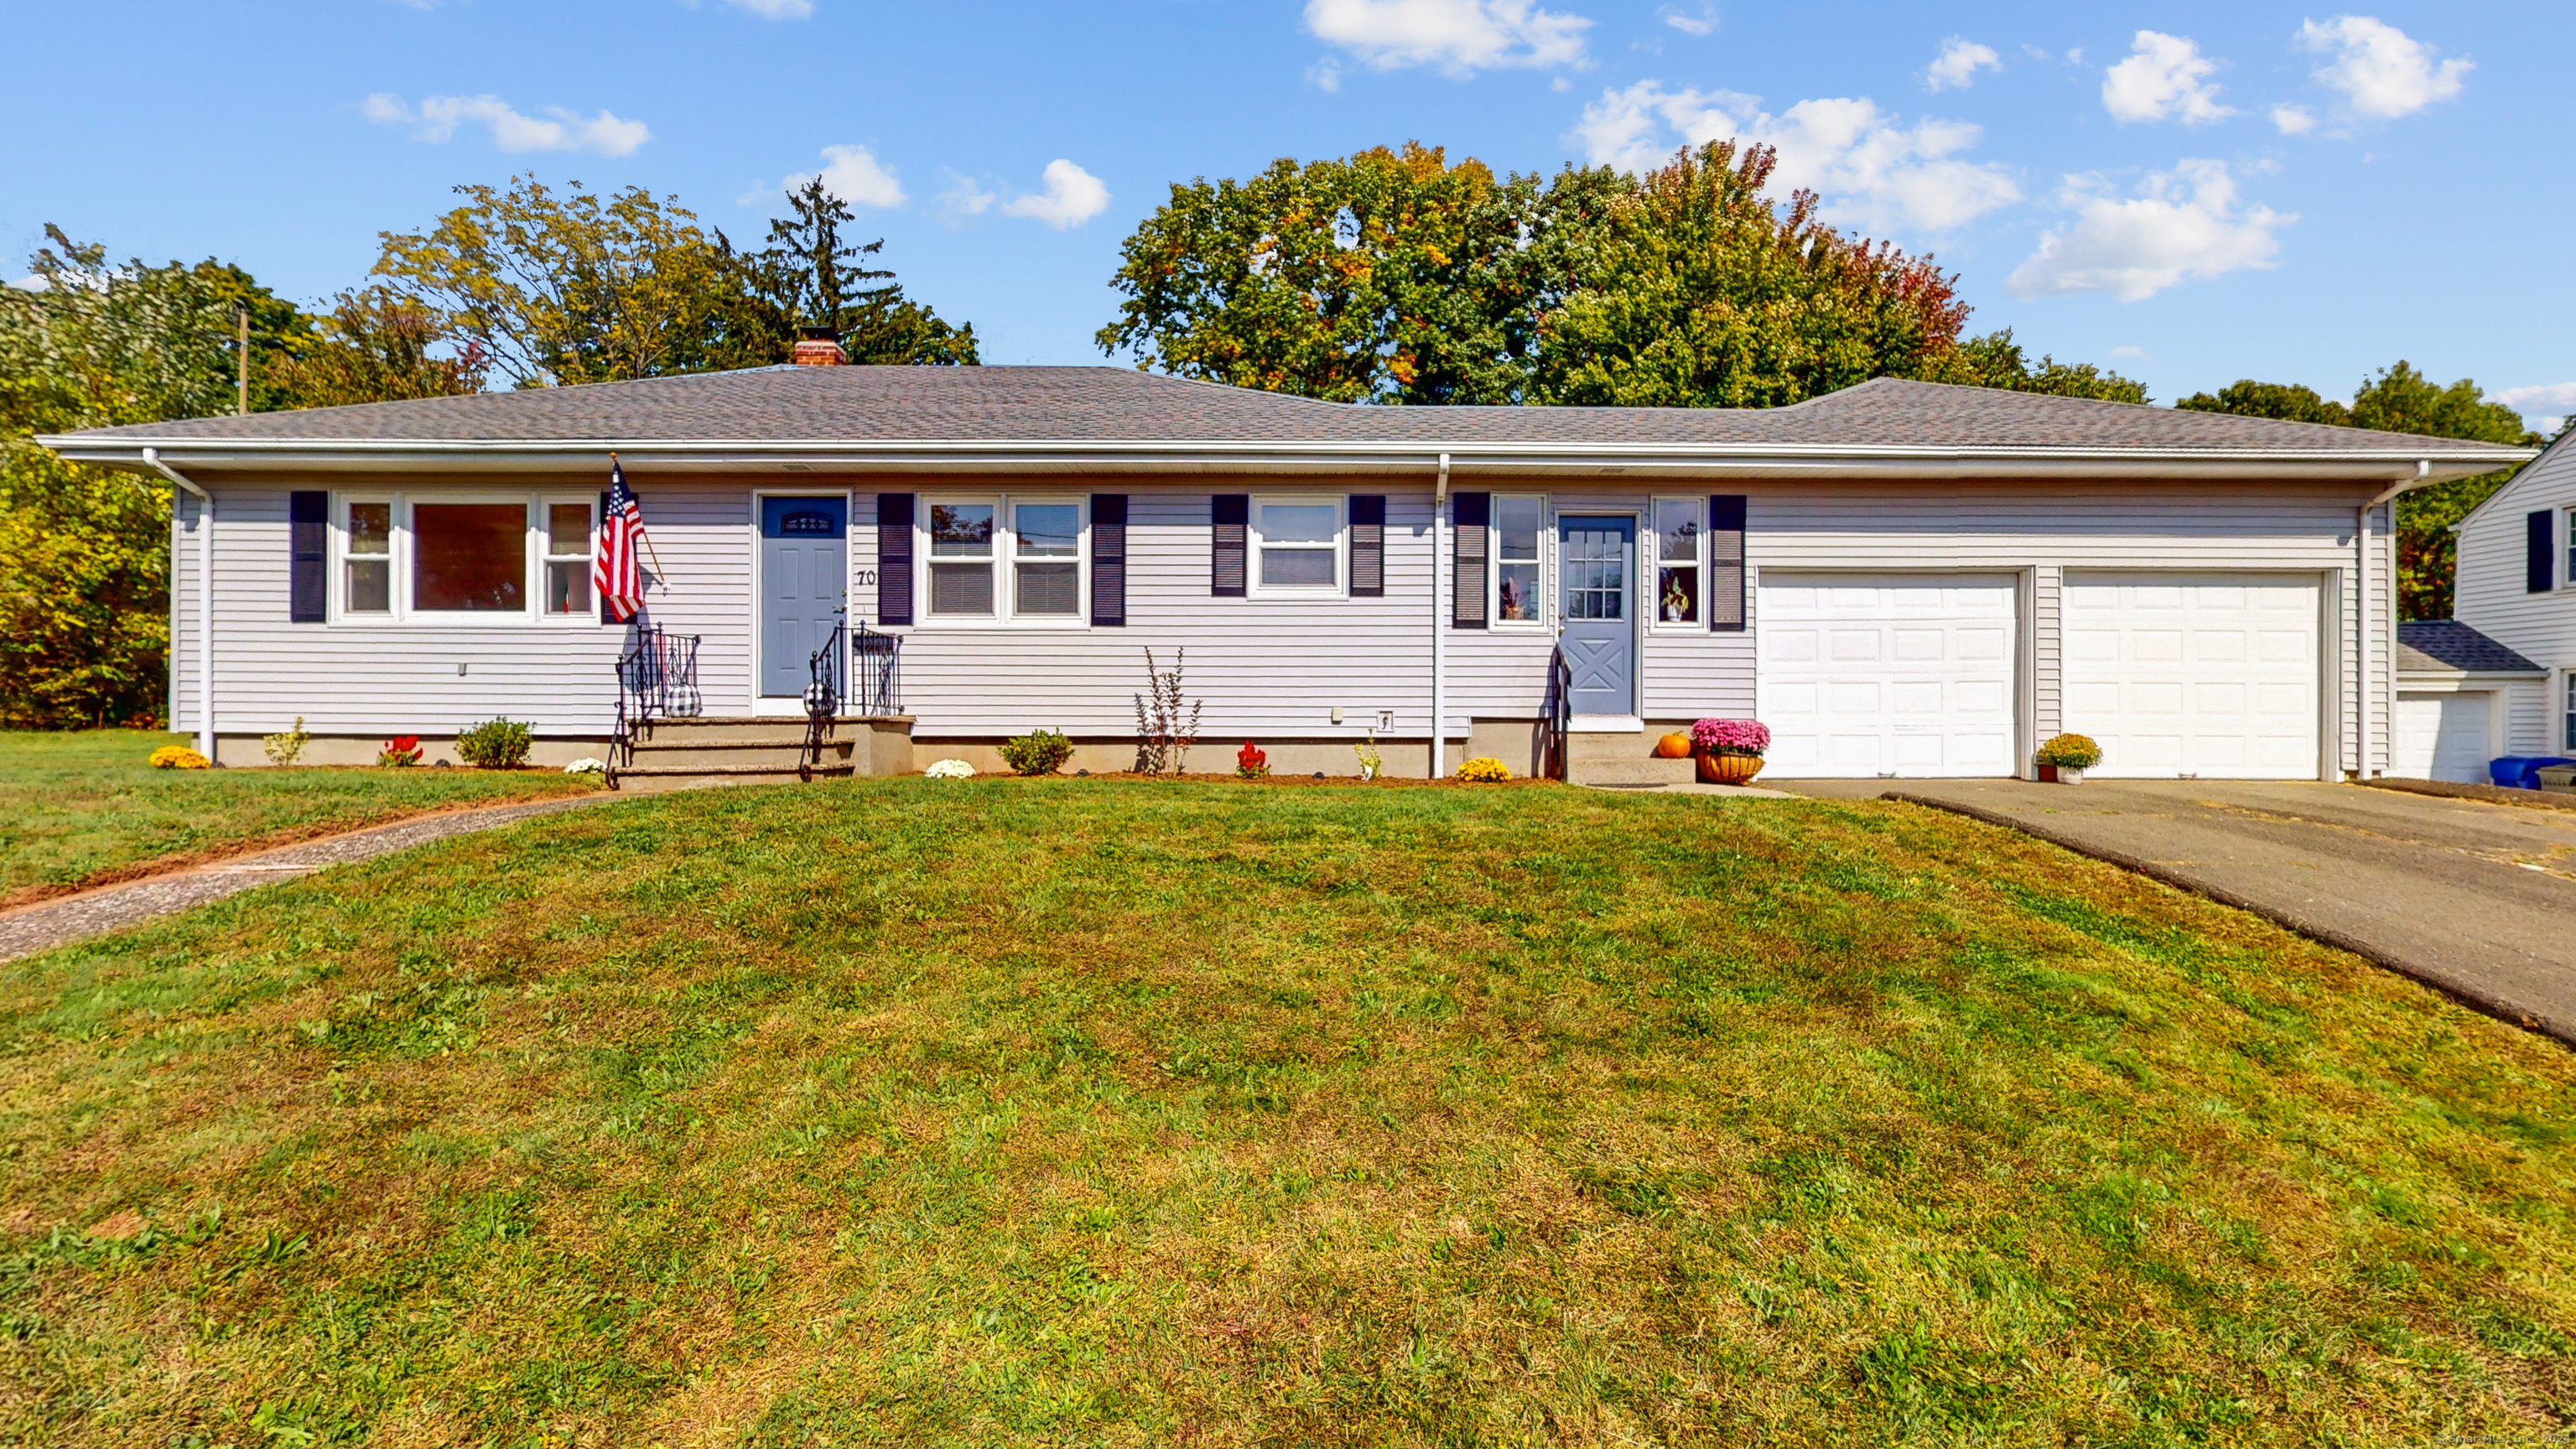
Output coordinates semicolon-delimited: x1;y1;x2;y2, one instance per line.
5;1;2568;423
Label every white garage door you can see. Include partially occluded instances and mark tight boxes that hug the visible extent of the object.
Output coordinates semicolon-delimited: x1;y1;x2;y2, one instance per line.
2063;572;2319;780
1758;573;2018;777
2394;690;2492;784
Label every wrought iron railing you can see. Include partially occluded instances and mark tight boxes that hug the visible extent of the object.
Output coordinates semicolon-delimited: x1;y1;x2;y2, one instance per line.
1543;645;1572;781
610;625;700;782
801;621;903;777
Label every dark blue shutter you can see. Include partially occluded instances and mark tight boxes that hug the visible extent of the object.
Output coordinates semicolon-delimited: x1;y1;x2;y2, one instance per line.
1452;491;1488;628
1091;493;1127;626
1212;494;1248;597
1708;494;1746;631
2530;509;2555;594
288;490;326;622
1349;495;1385;597
878;493;915;625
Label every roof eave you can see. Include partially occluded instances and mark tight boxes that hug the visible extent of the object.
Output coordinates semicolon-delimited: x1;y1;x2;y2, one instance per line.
33;434;2534;483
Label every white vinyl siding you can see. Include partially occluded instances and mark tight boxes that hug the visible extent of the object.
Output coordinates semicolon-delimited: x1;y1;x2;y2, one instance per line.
2457;438;2576;704
172;475;2399;776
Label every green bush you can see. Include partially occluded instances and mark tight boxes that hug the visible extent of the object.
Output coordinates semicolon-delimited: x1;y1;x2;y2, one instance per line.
454;717;534;770
998;729;1074;776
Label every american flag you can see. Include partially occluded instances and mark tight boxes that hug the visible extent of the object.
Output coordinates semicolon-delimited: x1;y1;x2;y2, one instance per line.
595;457;655;621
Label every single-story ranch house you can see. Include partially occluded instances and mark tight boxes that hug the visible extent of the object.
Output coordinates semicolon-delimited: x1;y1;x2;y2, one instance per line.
41;355;2534;783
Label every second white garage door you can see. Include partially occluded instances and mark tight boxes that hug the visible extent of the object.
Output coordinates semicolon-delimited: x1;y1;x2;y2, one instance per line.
2062;572;2321;780
2393;690;2493;784
1758;573;2018;777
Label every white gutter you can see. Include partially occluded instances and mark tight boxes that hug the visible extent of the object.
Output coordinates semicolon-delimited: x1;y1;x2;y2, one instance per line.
141;448;214;761
2354;460;2432;780
1433;452;1450;780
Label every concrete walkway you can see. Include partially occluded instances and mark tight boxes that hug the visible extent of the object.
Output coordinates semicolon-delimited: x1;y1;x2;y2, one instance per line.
0;793;618;963
1781;778;2576;1046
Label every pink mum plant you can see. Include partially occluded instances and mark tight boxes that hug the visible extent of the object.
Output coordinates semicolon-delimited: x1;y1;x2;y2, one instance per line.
1689;719;1770;756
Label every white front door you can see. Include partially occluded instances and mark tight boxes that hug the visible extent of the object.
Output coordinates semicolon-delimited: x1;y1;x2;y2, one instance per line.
1757;573;2019;777
2063;572;2320;780
2394;690;2493;783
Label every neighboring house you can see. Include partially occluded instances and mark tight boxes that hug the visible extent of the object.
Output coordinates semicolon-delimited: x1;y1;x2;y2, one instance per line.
2452;426;2576;761
2392;621;2547;782
39;356;2532;782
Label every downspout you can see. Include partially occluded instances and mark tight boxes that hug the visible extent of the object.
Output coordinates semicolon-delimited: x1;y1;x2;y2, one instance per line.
2355;460;2430;779
1432;452;1451;780
142;449;214;761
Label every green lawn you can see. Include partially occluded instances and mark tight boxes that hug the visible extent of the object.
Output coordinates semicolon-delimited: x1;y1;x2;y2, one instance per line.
0;730;599;906
1;780;2569;1445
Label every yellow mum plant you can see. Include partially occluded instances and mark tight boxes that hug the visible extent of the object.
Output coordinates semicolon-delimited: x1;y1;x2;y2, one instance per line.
1457;756;1511;782
148;745;210;770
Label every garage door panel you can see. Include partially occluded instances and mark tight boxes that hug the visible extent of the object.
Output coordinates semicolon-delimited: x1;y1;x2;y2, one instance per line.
2064;571;2319;780
2393;691;2492;784
1759;572;2019;779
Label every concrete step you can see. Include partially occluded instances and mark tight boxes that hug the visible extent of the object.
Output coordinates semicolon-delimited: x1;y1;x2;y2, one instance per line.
637;716;897;744
1561;728;1684;763
1566;756;1698;787
628;740;843;768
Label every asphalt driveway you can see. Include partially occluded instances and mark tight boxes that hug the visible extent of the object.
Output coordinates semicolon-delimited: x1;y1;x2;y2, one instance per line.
1781;778;2576;1045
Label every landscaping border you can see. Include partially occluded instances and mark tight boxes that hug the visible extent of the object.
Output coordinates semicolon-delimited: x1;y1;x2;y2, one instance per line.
1882;791;2571;1050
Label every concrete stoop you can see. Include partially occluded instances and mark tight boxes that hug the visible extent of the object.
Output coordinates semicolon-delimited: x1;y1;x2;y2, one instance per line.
612;715;913;790
1561;731;1698;788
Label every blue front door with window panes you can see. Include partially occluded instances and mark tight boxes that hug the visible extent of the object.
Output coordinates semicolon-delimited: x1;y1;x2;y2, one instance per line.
761;496;847;698
1559;517;1635;717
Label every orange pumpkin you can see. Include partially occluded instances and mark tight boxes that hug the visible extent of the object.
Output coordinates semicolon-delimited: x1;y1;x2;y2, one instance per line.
1653;731;1693;759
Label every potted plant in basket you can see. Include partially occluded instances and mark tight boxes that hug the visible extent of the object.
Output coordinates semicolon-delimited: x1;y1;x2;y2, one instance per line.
1689;719;1769;785
2035;733;2101;783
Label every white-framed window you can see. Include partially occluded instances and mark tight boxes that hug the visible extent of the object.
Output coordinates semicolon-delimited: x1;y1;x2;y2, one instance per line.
1250;494;1344;596
543;500;595;616
922;494;1088;625
340;496;393;615
330;491;599;625
1493;494;1545;627
2565;672;2576;752
2564;507;2574;592
1651;496;1702;627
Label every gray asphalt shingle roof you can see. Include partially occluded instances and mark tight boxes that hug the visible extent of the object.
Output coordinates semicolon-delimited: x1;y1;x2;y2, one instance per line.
44;366;2528;457
2397;621;2546;675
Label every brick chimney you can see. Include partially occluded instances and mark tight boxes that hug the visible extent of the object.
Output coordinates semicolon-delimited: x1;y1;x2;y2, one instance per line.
791;325;845;366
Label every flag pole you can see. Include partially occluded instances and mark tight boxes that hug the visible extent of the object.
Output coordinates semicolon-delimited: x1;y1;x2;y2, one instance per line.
611;450;667;579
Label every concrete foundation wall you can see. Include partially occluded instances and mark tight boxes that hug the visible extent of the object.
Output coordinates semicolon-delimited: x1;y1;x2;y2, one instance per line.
211;733;612;769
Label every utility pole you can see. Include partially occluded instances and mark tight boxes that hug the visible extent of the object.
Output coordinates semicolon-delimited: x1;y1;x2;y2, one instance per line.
235;302;249;415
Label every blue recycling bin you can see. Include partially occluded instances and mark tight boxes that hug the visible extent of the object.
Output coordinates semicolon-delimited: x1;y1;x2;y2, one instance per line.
2489;756;2576;790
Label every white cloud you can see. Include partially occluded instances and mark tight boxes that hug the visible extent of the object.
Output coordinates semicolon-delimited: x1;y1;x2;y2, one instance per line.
1303;0;1592;76
1659;5;1715;37
2271;103;2317;134
2490;382;2576;427
2007;159;2290;302
1924;38;2002;92
723;0;813;14
1571;80;2020;232
362;93;651;155
2101;31;2234;124
2297;15;2469;120
1310;59;1343;91
2108;345;2154;361
1000;159;1110;229
937;169;998;219
787;144;906;209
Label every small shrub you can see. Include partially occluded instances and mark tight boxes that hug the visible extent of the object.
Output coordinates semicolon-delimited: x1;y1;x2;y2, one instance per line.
377;735;423;768
454;718;534;770
148;745;210;770
564;757;607;776
262;717;309;766
1000;729;1075;776
1690;718;1771;756
1133;647;1203;775
1236;741;1270;779
2037;733;2102;770
1354;730;1384;781
1457;756;1511;782
923;759;976;779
